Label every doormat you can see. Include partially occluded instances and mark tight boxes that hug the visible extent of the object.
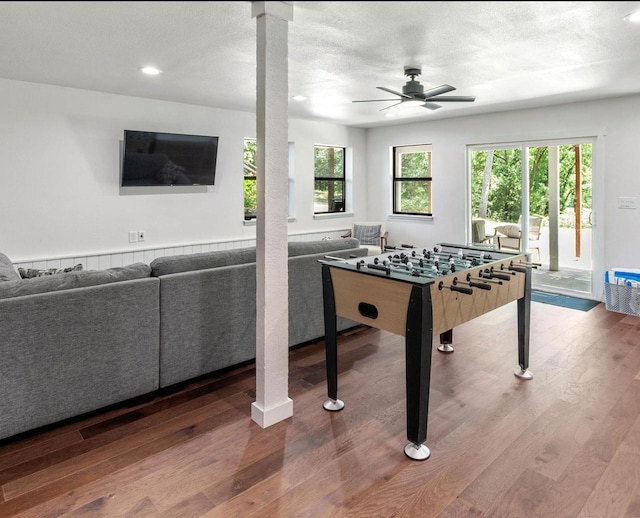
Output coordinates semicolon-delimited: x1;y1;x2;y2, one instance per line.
531;290;600;312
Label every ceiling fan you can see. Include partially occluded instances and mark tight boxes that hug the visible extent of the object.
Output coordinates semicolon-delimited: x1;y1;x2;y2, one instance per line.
353;66;476;111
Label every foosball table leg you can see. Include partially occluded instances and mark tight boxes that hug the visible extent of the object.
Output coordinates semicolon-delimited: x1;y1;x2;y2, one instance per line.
437;329;454;353
514;263;534;380
514;367;534;380
404;285;433;460
404;442;431;460
321;264;345;412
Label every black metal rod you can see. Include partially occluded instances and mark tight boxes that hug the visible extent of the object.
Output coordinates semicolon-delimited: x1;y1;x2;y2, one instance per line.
321;265;339;400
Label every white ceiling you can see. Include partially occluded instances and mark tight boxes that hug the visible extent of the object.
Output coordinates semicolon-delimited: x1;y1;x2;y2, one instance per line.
1;1;640;128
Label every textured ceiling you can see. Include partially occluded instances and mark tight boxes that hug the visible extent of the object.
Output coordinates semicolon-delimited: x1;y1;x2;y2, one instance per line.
1;1;640;128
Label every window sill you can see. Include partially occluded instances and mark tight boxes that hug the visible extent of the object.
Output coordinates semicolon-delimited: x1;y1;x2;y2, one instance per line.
313;212;354;220
388;214;434;222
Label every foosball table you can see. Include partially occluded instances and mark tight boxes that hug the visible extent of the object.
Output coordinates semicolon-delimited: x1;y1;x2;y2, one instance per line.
319;242;535;460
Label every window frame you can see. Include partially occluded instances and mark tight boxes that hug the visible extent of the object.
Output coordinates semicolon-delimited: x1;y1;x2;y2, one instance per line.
313;144;346;215
243;138;295;222
392;144;433;216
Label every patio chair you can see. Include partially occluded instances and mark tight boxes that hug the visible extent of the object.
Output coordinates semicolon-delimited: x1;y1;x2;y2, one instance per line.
472;218;495;245
496;215;545;260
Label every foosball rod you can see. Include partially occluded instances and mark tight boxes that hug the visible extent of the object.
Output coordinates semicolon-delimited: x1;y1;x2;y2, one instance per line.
453;277;492;290
467;272;502;285
365;261;439;279
408;250;492;268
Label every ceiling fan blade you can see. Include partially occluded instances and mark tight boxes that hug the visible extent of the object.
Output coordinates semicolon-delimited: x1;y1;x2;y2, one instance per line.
379;102;404;111
376;86;411;99
421;102;442;110
352;99;402;103
421;84;456;99
425;95;476;102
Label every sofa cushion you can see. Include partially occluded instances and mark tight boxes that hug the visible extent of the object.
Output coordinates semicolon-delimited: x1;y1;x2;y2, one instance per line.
353;224;381;245
150;247;257;276
0;263;152;299
288;238;361;258
18;263;83;279
0;252;20;282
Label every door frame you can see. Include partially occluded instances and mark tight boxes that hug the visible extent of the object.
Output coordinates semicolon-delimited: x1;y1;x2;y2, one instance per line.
466;136;604;300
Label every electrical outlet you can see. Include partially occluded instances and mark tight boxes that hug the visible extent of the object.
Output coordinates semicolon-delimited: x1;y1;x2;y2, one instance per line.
137;231;145;242
619;197;637;209
128;231;137;243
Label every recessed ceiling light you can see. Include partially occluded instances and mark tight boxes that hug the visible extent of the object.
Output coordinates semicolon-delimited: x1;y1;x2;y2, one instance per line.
624;10;640;22
291;95;307;101
139;66;162;76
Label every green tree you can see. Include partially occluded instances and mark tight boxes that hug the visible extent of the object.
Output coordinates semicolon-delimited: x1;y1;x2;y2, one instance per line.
244;139;257;218
471;144;592;228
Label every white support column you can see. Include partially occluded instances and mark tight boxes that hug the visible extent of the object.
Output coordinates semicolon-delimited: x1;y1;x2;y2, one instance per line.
250;1;293;427
521;146;530;253
548;146;560;271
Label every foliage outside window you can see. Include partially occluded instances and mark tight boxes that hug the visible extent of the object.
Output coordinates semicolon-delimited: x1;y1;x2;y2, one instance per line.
314;145;345;214
244;139;257;220
470;144;592;227
393;144;432;215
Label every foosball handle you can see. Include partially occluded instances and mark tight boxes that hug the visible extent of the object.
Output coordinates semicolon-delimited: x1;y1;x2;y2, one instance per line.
488;272;511;281
468;281;492;290
439;281;473;295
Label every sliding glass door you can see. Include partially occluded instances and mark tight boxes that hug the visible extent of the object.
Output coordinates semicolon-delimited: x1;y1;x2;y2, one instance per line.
469;139;594;297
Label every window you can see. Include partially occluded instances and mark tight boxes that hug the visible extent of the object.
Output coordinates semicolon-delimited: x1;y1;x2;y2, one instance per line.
243;139;258;220
393;144;432;216
243;138;295;221
314;145;345;214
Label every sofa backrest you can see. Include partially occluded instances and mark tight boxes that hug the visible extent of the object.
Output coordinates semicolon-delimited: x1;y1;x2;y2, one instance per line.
150;247;257;276
288;238;360;257
151;238;362;276
0;263;152;299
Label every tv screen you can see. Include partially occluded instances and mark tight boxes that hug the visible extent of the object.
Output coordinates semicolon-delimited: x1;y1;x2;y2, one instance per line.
121;130;219;186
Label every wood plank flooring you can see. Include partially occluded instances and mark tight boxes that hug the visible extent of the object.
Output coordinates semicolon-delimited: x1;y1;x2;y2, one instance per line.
1;300;639;517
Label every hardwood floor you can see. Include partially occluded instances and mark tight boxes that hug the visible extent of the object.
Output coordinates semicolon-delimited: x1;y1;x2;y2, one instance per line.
1;301;639;517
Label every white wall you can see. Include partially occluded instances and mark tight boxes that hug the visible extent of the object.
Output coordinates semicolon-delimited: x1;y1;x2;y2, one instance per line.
3;76;639;282
366;95;640;279
0;78;366;263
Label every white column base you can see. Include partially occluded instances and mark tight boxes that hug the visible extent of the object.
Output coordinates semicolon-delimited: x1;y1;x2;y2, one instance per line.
251;398;293;428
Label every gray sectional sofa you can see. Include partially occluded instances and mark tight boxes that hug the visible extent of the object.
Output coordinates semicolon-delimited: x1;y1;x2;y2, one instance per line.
0;239;366;441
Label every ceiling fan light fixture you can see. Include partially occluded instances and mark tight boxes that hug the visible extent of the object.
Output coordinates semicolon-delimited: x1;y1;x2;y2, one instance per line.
624;10;640;22
138;66;162;76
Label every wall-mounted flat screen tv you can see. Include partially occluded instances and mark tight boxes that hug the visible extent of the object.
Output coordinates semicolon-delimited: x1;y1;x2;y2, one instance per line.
121;130;219;186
